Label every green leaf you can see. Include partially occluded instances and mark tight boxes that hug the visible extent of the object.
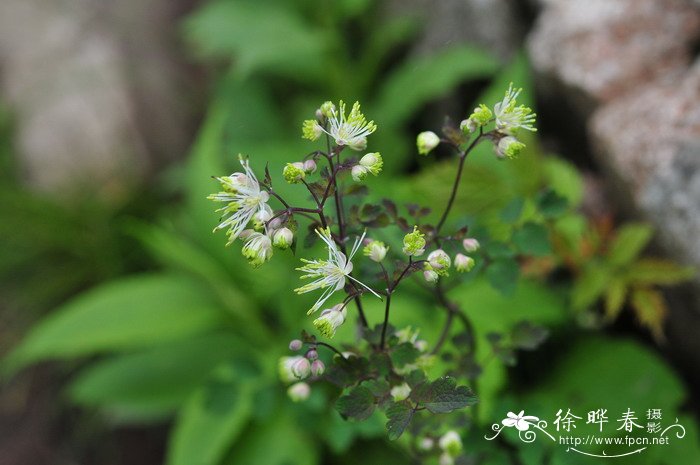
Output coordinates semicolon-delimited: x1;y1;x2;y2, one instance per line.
167;363;257;465
630;288;667;342
512;222;551;256
4;274;224;372
607;223;653;267
486;258;520;296
500;197;525;224
625;258;695;286
336;386;376;420
604;278;627;320
183;1;325;80
362;379;390;398
509;321;549;350
422;377;477;414
390;342;420;368
536;189;568;219
385;402;414;440
541;157;584;206
68;334;243;419
374;46;498;128
571;264;610;311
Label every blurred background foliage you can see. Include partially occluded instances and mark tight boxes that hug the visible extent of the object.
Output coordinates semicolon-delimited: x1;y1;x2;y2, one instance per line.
0;0;697;464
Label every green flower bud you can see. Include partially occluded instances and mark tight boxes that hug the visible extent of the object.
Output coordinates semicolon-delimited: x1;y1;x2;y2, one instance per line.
313;304;347;338
417;131;440;155
363;240;388;262
359;152;383;176
351;164;369;182
283;162;306;183
469;104;493;127
320;101;336;118
273;227;294;249
427;249;451;275
495;136;526;160
454;253;475;273
403;226;426;256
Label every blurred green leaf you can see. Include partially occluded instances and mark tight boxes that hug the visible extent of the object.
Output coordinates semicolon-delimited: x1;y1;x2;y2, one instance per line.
421;377;477;414
630;288;667;342
536;189;569;219
167;362;258;465
541;157;584;206
4;274;225;372
604;278;627;320
571;263;610;311
184;0;326;80
625;258;695;286
68;334;243;419
374;46;499;128
486;258;520;296
390;342;420;368
510;321;549;351
512;222;551;257
607;223;654;267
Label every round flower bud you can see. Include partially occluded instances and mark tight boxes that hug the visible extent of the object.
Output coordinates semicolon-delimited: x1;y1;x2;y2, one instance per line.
351;164;369;182
439;430;463;457
311;359;325;377
460;118;477;134
268;217;283;231
403;226;426;256
288;339;303;351
278;356;305;383
469;104;493;127
390;383;411;402
313;304;347;338
454;253;475;273
359;152;383;176
495;136;526;160
305;349;318;361
423;269;439;283
273;227;294;249
417;131;440;155
290;357;311;379
283;162;306;183
303;159;317;174
363;240;388;262
348;136;367;151
287;382;311;402
427;249;451;273
418;437;435;451
462;238;480;252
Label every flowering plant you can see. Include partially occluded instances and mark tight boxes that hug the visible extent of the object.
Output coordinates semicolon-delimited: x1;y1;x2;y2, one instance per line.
208;87;536;463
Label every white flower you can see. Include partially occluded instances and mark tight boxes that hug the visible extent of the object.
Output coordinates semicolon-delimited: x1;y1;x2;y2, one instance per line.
502;410;539;431
241;231;273;267
363;240;388;262
295;228;381;314
493;83;537;135
439;430;463;457
323;101;377;150
209;157;270;245
390;383;411;401
287;382;311;402
417;131;440;155
454;253;475;273
313;304;347;338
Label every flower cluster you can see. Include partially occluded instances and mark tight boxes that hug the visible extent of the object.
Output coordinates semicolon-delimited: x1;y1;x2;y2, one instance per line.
207;89;537;457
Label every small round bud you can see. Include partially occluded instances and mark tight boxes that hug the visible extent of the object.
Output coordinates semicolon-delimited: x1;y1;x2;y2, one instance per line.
439;431;463;457
348;136;367;151
417;131;440;155
454;253;475;273
288;339;303;351
351;164;369;182
423;269;439;283
268;217;283;231
291;357;311;379
305;349;318;361
273;227;294;249
363;240;388;262
315;109;324;121
403;226;426;256
283;162;306;183
427;249;451;272
462;238;480;252
287;382;311;402
418;437;435;451
460;118;477;134
495;136;526;160
311;359;325;377
390;383;411;402
303;159;317;173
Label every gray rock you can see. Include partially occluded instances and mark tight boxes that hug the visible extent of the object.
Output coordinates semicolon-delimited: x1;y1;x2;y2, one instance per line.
528;0;700;104
590;61;700;271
